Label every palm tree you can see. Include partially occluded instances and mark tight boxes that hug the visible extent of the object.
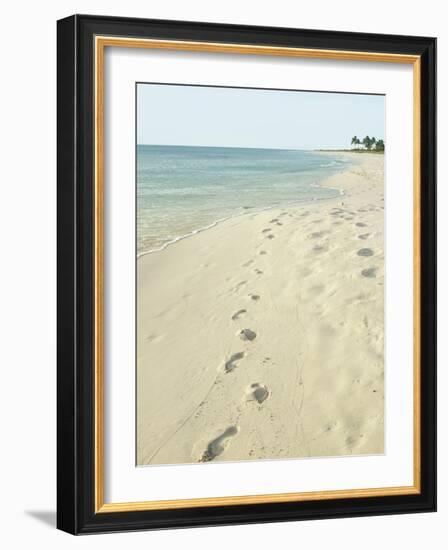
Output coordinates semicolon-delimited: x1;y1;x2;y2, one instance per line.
351;135;359;150
362;135;372;150
371;136;376;149
375;139;385;151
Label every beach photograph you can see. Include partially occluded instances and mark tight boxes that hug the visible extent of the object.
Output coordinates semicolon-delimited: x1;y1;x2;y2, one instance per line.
136;84;385;466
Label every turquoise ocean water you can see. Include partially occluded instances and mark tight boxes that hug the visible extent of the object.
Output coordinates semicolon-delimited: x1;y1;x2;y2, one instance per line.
137;145;352;255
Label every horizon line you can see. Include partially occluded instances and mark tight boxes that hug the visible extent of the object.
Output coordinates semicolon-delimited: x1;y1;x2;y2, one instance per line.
136;143;354;151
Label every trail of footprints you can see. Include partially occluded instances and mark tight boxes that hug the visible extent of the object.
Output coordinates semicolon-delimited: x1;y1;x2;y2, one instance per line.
200;203;380;461
200;223;277;462
326;207;379;278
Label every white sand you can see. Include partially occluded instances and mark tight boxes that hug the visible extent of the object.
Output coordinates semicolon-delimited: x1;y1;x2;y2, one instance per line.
137;152;384;466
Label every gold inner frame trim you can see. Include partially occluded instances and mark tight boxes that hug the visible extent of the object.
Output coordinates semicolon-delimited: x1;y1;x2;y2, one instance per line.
94;35;421;513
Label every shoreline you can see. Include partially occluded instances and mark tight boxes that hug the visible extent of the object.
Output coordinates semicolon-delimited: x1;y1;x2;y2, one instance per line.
137;191;344;259
137;151;384;466
137;152;351;259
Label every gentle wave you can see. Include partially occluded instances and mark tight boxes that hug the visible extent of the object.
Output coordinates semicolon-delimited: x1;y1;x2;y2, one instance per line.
137;185;345;258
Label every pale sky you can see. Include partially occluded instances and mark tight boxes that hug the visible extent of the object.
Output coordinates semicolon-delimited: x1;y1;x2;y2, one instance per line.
137;83;385;150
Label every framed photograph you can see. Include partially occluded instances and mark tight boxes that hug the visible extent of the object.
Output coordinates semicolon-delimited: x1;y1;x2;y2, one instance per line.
57;14;436;534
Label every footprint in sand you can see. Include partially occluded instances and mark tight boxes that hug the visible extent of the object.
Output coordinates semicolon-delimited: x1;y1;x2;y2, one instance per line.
262;228;272;233
309;284;325;295
145;334;161;343
242;259;254;267
358;233;370;240
225;352;245;373
259;250;267;255
266;234;275;240
361;267;377;278
249;383;270;404
254;268;263;275
231;309;247;321
309;230;328;239
269;219;279;223
239;328;257;341
200;426;239;462
357;248;374;257
249;294;260;301
345;434;363;451
233;280;247;291
276;222;283;226
356;222;368;227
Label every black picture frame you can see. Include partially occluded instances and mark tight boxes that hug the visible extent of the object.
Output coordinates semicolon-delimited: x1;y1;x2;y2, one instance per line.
57;14;436;535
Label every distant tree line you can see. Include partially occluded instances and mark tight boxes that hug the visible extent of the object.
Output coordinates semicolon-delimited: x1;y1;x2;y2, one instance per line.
351;135;384;151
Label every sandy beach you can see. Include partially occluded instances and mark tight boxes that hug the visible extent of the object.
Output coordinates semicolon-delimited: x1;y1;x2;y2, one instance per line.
137;152;384;466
